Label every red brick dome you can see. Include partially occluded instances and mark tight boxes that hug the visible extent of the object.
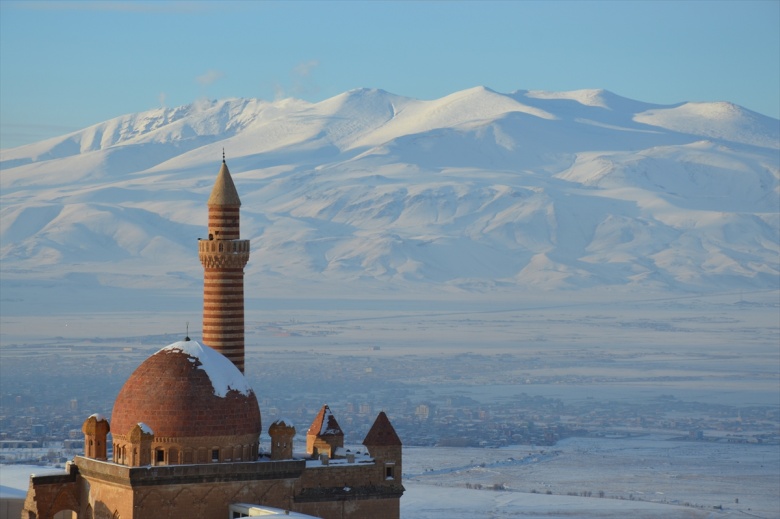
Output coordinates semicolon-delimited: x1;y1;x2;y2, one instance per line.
111;340;261;439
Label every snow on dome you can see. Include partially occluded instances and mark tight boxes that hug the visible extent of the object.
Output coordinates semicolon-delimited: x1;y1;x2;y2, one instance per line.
160;340;251;397
111;340;261;439
89;413;107;422
137;422;153;435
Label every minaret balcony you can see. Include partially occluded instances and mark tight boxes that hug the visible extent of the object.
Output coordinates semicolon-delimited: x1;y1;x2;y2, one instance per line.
199;239;250;269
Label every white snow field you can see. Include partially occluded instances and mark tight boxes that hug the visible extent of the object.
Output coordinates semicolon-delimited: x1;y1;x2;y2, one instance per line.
402;435;779;518
1;87;778;315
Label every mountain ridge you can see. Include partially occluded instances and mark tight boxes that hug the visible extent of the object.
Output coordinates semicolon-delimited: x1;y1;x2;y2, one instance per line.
1;86;778;313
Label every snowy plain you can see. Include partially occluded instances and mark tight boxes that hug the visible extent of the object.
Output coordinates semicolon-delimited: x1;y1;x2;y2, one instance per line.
401;435;780;518
2;291;779;517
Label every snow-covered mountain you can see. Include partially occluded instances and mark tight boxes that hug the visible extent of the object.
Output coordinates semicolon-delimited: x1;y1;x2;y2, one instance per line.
1;87;778;312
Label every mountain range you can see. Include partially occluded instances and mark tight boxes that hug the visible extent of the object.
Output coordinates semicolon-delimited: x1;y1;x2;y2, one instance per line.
1;87;778;314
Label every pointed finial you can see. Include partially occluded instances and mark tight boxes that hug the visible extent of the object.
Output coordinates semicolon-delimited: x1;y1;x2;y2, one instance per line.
222;148;225;163
185;321;191;341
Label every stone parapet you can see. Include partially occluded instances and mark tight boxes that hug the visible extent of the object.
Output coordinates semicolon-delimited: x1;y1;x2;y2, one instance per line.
74;456;306;487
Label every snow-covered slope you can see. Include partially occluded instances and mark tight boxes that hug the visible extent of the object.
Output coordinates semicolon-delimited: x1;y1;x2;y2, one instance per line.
1;87;778;312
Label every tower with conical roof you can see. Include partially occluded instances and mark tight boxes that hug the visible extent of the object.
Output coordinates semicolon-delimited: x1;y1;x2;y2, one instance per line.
306;404;345;458
198;157;250;372
363;411;403;484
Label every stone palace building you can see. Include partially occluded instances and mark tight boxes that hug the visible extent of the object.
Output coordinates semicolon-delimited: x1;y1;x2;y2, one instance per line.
22;159;403;519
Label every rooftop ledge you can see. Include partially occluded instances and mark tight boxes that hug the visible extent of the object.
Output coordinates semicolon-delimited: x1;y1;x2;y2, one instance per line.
72;456;306;487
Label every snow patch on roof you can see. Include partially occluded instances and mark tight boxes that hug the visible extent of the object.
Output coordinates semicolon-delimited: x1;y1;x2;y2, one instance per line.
319;407;341;435
159;340;252;397
137;422;153;435
88;413;107;422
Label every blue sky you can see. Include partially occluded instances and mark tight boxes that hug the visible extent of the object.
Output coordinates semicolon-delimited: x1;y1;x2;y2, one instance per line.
1;0;778;149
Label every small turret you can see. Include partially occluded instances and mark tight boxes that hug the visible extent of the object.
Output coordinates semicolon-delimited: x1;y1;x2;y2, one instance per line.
306;405;344;458
126;422;154;467
268;419;296;460
82;414;110;461
363;411;402;482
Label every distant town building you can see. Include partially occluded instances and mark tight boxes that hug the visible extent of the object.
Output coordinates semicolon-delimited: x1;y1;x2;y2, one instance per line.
30;424;46;437
415;404;430;420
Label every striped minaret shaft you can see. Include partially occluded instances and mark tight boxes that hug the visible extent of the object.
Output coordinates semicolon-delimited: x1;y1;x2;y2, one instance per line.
198;159;250;373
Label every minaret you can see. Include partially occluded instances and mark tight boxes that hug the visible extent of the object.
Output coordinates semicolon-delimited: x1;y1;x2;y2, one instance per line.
198;156;250;372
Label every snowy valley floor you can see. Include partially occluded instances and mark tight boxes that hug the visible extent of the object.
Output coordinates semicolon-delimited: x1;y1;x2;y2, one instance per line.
2;290;778;518
401;436;779;519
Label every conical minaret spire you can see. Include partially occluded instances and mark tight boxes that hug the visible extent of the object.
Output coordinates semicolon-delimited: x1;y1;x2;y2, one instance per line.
198;157;250;372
